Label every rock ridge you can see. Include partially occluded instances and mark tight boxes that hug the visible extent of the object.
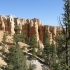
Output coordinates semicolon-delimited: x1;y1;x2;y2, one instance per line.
0;15;61;46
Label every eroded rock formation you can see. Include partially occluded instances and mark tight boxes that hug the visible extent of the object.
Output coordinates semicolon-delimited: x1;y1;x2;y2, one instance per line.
0;15;61;46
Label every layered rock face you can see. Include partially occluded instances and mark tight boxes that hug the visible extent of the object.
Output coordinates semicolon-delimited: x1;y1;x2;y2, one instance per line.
0;15;61;46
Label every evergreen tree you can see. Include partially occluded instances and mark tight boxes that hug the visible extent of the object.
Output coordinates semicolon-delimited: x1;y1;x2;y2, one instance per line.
13;31;26;44
52;33;66;70
37;45;42;56
44;31;50;47
43;31;58;70
43;31;50;54
13;25;26;44
13;24;21;44
1;46;5;53
13;33;20;44
20;30;26;43
6;44;27;70
1;32;7;54
28;35;37;57
5;25;27;70
50;42;56;65
2;32;7;44
14;24;20;34
43;31;51;65
60;0;70;69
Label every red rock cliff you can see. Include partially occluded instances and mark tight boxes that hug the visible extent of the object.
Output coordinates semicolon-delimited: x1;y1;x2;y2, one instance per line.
0;15;61;46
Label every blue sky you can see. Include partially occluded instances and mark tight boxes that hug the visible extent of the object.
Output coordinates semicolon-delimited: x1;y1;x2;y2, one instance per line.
0;0;64;26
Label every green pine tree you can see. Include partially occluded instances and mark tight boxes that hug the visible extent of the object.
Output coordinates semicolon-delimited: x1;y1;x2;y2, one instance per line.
59;0;70;69
6;44;27;70
20;30;26;43
37;45;42;56
50;42;56;64
13;33;20;44
1;32;7;54
54;33;66;70
44;31;50;47
43;31;51;65
28;35;37;57
14;24;20;34
2;32;7;44
13;25;26;44
43;31;58;70
4;26;27;70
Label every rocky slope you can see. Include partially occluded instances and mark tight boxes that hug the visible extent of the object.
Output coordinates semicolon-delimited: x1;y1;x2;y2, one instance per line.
0;15;61;46
0;15;61;70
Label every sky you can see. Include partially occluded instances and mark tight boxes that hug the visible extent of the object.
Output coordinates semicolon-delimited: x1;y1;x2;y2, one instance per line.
0;0;64;26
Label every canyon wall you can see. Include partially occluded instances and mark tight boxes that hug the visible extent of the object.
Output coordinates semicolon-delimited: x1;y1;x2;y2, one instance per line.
0;15;61;46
